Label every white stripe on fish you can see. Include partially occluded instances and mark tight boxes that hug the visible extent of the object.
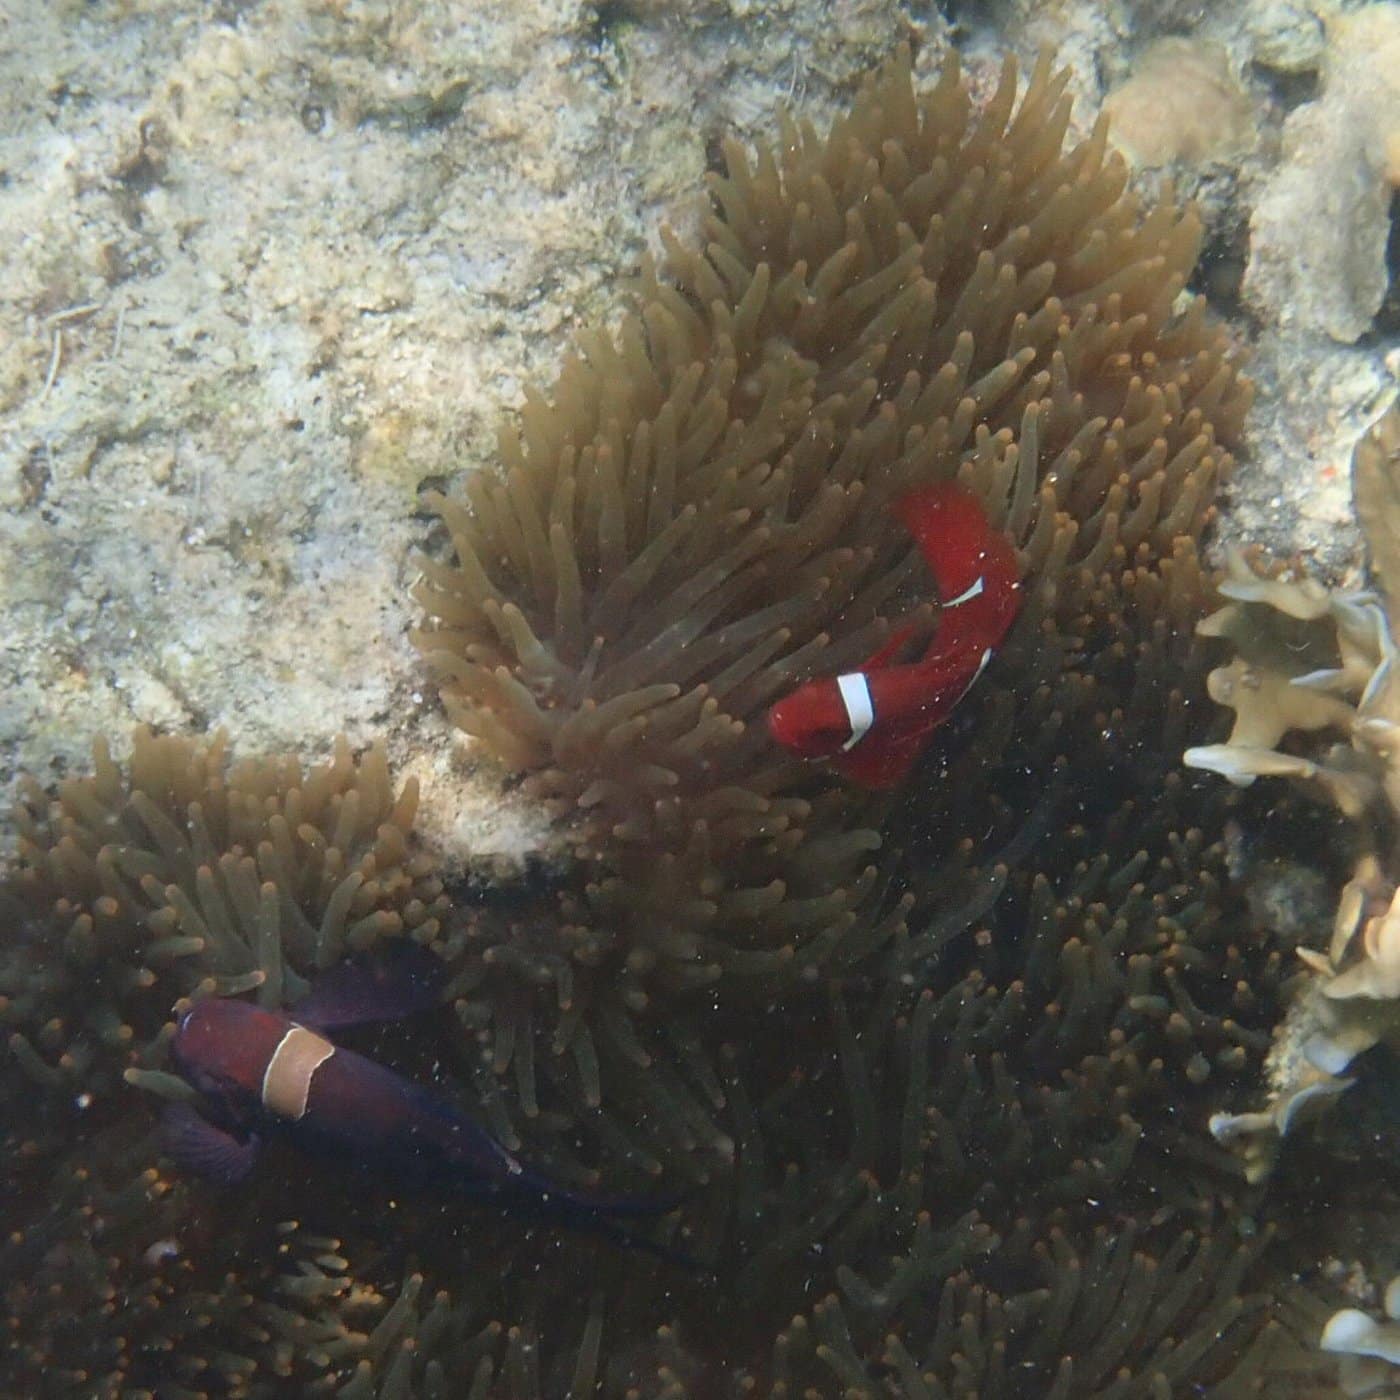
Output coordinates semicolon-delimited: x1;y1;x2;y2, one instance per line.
261;1024;336;1121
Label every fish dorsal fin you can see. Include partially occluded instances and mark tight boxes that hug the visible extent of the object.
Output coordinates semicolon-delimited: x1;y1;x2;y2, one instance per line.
291;946;447;1032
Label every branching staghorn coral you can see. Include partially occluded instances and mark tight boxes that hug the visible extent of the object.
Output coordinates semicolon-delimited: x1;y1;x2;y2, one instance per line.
1184;407;1400;1184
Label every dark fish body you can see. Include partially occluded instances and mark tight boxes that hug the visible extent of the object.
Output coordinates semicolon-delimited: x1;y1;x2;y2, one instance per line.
162;961;680;1248
171;999;531;1189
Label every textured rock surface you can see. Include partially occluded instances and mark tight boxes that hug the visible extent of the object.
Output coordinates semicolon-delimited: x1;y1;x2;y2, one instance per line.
0;0;926;865
1245;5;1400;344
1;0;1398;841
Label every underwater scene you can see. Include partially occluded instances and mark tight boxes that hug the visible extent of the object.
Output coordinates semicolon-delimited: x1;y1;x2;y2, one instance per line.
10;0;1400;1396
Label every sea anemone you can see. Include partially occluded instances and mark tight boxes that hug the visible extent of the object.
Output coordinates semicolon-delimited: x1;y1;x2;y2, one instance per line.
412;42;1252;1147
1;728;450;1105
1;40;1297;1399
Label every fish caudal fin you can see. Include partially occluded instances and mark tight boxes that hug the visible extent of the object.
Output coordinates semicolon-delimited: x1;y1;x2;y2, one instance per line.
893;481;1021;619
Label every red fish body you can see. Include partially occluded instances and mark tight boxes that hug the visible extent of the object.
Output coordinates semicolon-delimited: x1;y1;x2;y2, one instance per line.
161;953;679;1245
767;481;1020;789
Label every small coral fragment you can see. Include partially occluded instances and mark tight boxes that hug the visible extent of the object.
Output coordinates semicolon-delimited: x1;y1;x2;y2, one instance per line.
1322;1276;1400;1396
1104;38;1256;168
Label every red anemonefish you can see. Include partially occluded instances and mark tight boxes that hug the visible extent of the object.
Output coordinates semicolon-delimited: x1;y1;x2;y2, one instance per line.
767;481;1021;789
160;950;686;1257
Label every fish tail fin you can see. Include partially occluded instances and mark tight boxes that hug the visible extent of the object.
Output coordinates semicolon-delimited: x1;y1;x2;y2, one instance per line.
477;1178;710;1273
568;1208;712;1275
894;481;1021;609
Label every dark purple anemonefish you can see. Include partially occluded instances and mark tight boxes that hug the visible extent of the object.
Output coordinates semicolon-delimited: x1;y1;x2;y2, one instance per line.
162;951;685;1256
767;480;1021;789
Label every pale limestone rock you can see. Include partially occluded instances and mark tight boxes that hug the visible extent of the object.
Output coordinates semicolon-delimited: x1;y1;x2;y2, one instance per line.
0;0;928;871
1246;4;1400;342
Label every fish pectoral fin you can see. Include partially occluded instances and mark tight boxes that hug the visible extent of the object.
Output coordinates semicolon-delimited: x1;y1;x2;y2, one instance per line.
161;1101;261;1186
833;723;930;789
